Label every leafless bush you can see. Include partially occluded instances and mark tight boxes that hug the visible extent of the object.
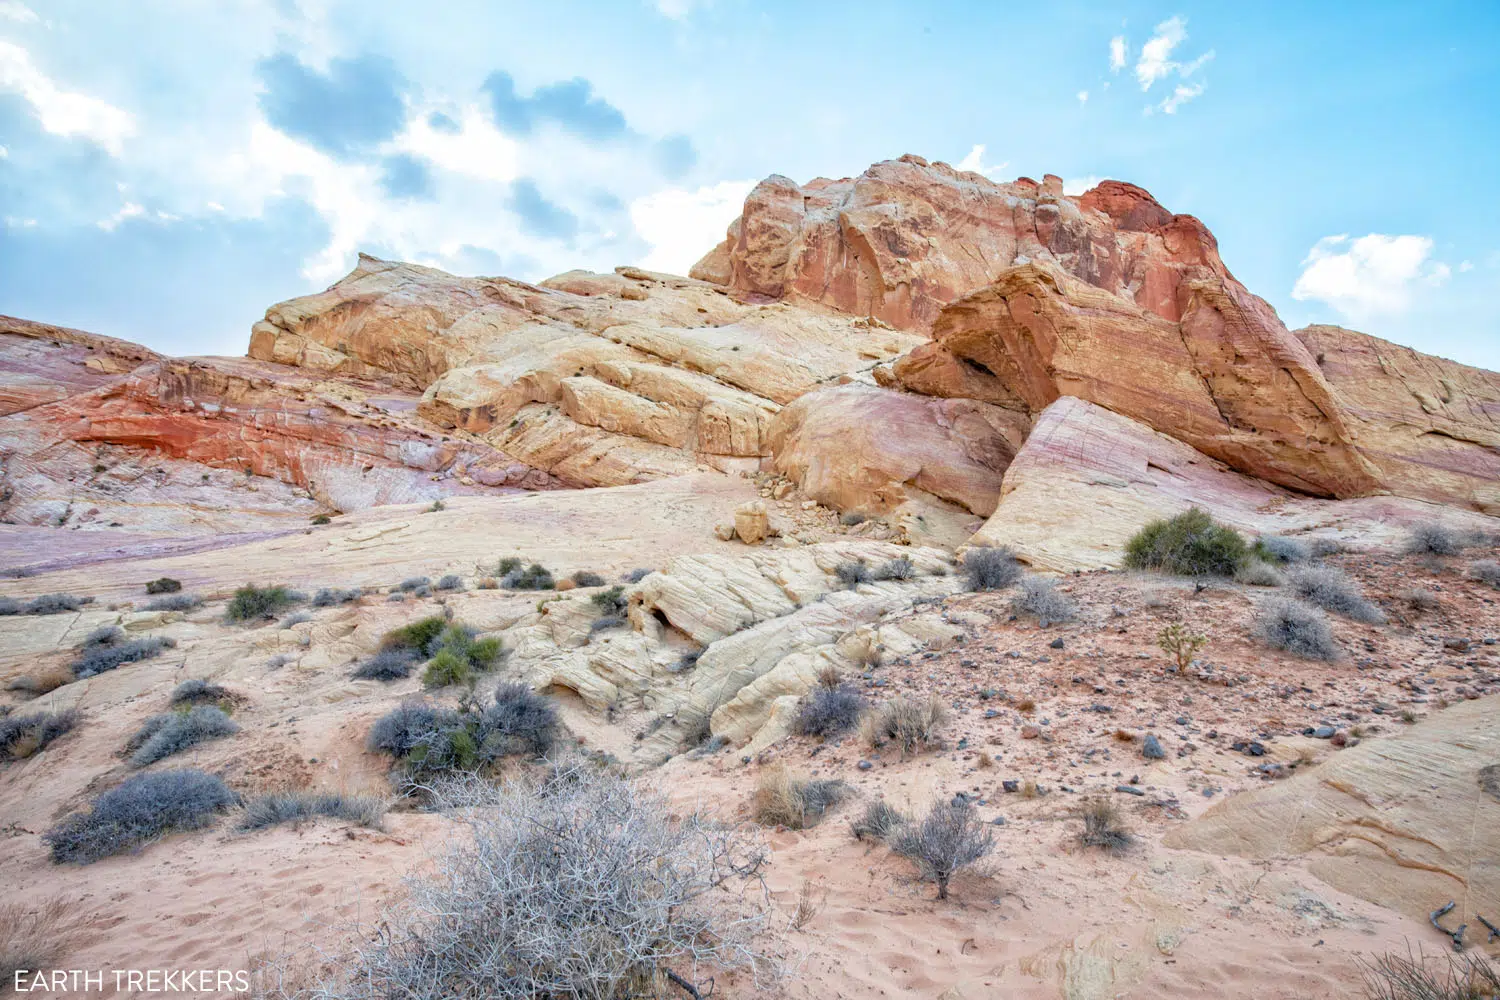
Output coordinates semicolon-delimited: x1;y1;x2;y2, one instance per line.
1401;588;1442;612
962;545;1021;591
1010;575;1076;625
1234;558;1286;587
1286;565;1385;623
872;556;915;581
834;560;871;589
1404;522;1467;556
255;767;773;1000
1254;596;1340;661
891;799;995;900
1471;560;1500;588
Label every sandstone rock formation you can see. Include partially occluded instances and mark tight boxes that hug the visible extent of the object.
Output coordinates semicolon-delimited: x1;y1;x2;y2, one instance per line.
248;255;921;488
970;396;1498;572
1296;324;1500;514
1166;694;1500;933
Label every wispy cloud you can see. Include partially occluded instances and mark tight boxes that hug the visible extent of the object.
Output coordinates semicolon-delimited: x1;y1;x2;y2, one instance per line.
1063;176;1102;196
1076;90;1089;105
0;1;38;23
1109;36;1127;72
1292;233;1451;320
0;41;135;154
629;178;753;274
956;143;1010;180
1156;82;1205;115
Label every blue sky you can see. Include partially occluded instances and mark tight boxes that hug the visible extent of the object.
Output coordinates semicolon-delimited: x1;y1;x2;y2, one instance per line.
1;1;1497;369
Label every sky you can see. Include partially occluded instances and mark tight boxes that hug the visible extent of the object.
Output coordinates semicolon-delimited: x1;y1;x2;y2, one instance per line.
1;1;1497;369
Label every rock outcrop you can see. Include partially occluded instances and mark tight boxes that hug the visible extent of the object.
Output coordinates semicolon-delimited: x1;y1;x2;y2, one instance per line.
1166;694;1500;934
971;396;1497;572
249;255;921;487
1296;325;1500;514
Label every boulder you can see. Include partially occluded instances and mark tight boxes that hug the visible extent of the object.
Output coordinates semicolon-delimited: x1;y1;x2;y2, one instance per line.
733;500;769;544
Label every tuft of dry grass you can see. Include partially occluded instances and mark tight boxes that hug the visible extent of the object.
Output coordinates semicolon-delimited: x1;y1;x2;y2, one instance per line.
1020;779;1039;799
863;695;948;754
1112;729;1136;744
1015;697;1036;714
6;664;73;697
1077;797;1133;854
1361;949;1500;1000
975;751;994;769
753;763;849;830
0;898;79;985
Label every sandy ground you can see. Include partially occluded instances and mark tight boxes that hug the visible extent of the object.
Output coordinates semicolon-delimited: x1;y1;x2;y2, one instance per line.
2;498;1498;998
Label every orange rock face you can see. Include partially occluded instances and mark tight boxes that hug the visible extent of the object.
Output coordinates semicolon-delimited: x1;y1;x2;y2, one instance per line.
1295;325;1500;514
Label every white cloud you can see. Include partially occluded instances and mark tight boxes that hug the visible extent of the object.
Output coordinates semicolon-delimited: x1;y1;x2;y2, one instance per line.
653;0;706;18
393;106;519;184
1458;260;1473;273
1109;36;1127;72
1157;82;1205;114
1076;90;1089;104
0;144;7;158
1063;176;1102;196
628;179;753;274
0;1;37;23
956;143;1010;180
0;41;135;154
97;202;144;231
1292;234;1451;320
1136;16;1186;90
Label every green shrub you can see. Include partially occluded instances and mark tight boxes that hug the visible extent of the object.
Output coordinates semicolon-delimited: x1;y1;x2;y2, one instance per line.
501;563;554;590
1124;508;1248;577
380;615;448;656
144;577;181;595
571;570;606;588
226;584;300;622
589;585;628;616
311;514;332;525
467;637;504;667
496;557;523;576
422;649;474;688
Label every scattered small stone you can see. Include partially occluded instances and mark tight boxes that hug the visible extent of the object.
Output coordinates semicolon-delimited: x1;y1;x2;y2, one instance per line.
991;816;1007;826
1312;726;1336;739
1021;724;1041;739
1142;734;1166;760
1049;637;1065;649
857;760;873;771
1002;780;1020;793
1116;785;1146;796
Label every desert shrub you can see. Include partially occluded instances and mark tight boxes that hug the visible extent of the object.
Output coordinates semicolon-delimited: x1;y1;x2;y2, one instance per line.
127;706;238;767
352;648;417;681
891;799;995;899
0;597;17;615
622;567;653;583
144;577;181;594
872;556;915;581
1401;588;1441;612
380;615;449;657
1156;623;1207;669
1252;536;1310;565
834;560;870;589
0;708;80;760
7;665;74;697
1286;565;1385;623
268;767;768;1000
1234;559;1286;587
571;570;607;588
1309;537;1347;557
311;514;332;525
81;625;123;648
1361;950;1500;1000
1405;522;1466;556
589;616;627;636
467;636;503;667
169;678;234;709
1076;797;1133;854
1124;508;1248;577
281;611;313;627
795;685;866;737
962;545;1021;591
589;585;628;617
226;584;300;622
367;701;458;757
43;769;236;864
479;684;560;760
1471;560;1500;588
435;574;463;592
422;649;474;688
754;763;849;829
851;799;907;842
495;556;523;576
0;898;78;989
398;576;430;593
866;695;948;754
501;562;555;590
71;636;174;678
145;592;202;611
1011;575;1076;625
1255;596;1340;661
18;593;90;616
239;791;386;832
311;587;360;607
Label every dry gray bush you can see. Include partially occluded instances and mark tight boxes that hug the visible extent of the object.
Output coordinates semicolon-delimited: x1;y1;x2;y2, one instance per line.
1;898;79;987
1361;949;1500;1000
1286;565;1385;623
962;546;1021;591
1254;596;1340;661
1010;575;1077;625
891;799;995;900
1471;560;1500;588
256;766;774;1000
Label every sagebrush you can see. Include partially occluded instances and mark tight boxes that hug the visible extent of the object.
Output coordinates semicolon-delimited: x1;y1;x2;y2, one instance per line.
44;769;236;864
